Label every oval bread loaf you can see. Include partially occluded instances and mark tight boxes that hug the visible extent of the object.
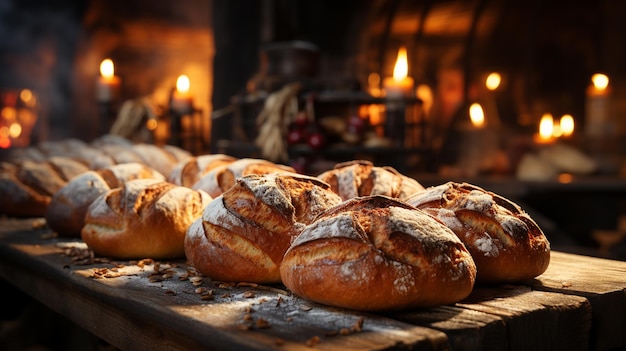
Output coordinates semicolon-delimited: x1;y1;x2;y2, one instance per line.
81;178;211;259
185;172;343;283
405;182;551;283
280;195;477;311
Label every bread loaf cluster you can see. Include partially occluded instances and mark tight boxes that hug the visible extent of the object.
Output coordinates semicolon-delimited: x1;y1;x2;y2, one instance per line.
405;182;551;283
2;135;552;311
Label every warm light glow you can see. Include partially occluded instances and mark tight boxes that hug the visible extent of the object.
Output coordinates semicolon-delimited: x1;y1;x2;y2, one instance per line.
416;84;433;116
539;113;554;139
19;89;36;107
485;72;501;91
392;47;409;80
558;173;573;184
9;123;22;138
0;126;9;138
560;114;575;137
469;103;485;128
100;59;115;78
368;73;381;88
176;75;190;93
146;119;158;131
591;73;609;90
1;107;16;122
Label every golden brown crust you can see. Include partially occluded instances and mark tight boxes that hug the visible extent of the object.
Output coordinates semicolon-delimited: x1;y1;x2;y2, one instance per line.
280;195;477;311
168;154;237;187
404;182;551;283
317;160;425;201
45;163;165;237
191;158;297;198
81;179;212;259
185;172;343;283
0;157;89;217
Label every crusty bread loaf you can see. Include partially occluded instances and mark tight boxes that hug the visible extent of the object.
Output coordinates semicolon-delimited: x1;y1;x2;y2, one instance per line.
81;179;211;259
317;160;425;201
168;154;237;187
191;158;296;198
130;143;192;177
280;195;477;311
45;163;166;237
405;182;551;283
0;157;90;217
185;172;343;283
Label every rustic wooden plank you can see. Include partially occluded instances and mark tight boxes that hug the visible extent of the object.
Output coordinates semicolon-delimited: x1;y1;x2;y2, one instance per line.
457;286;591;351
0;224;450;351
392;285;591;351
530;251;626;351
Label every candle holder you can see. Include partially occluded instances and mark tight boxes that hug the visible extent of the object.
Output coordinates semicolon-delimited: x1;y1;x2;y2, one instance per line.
168;106;205;155
384;97;407;147
98;101;118;135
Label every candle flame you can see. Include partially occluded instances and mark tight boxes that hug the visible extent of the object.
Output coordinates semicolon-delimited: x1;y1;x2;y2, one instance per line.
176;75;190;93
485;72;501;91
392;47;409;80
539;113;554;139
560;114;574;137
591;73;609;90
469;103;485;128
100;59;115;78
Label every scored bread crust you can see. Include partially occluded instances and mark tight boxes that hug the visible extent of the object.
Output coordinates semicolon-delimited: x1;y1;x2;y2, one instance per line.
280;195;477;311
405;182;551;283
191;158;296;198
317;160;425;201
81;179;212;259
168;154;237;187
0;157;90;217
45;163;166;237
185;172;343;283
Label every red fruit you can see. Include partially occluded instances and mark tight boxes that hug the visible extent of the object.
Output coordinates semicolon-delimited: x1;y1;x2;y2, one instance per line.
347;115;366;135
287;128;306;145
307;132;326;149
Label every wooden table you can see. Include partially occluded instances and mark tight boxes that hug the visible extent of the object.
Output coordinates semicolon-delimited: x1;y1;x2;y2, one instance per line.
0;218;624;351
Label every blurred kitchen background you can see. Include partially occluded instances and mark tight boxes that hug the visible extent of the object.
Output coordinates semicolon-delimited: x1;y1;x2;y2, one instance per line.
1;0;626;259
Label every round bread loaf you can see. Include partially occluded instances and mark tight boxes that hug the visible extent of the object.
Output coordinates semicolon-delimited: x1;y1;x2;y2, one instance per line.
168;154;237;187
81;178;212;259
45;163;165;237
0;157;90;217
191;158;296;198
317;160;425;201
404;182;551;283
280;195;477;311
185;172;343;283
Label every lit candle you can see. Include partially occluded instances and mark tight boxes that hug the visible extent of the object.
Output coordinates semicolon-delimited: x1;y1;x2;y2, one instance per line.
96;58;121;103
171;75;194;115
469;103;486;129
560;114;575;138
533;113;556;145
585;73;611;137
383;47;414;98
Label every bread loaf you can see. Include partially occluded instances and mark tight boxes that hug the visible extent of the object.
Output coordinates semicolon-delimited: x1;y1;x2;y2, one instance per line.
185;172;343;283
45;163;165;237
405;182;551;283
280;195;477;311
168;154;237;187
81;179;211;259
191;158;296;198
0;157;90;217
317;160;425;201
